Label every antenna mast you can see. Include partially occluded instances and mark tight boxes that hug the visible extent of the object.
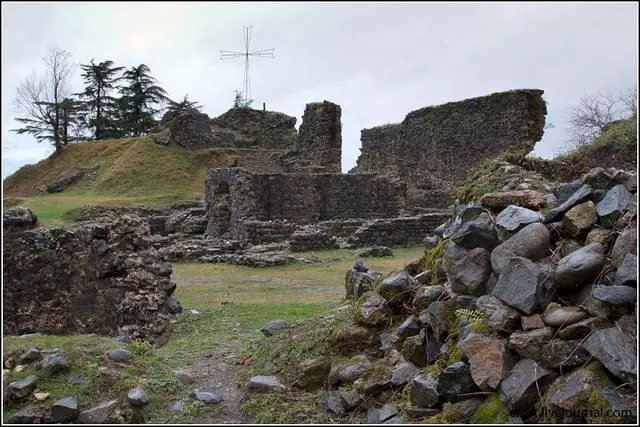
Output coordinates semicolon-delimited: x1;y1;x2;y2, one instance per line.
221;26;275;105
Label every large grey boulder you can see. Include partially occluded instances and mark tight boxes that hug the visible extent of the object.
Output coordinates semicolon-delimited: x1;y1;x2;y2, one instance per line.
355;292;391;327
490;223;550;274
389;362;419;387
7;375;38;399
555;243;605;290
40;353;69;374
459;333;514;390
555;180;583;204
610;228;637;267
410;374;440;408
582;327;637;384
20;348;42;364
544;184;593;223
108;348;132;362
345;267;377;299
581;167;633;190
451;219;500;251
77;399;119;424
592;285;637;305
614;253;637;287
261;320;288;337
377;271;417;304
500;358;556;414
495;205;543;233
412;285;445;310
444;243;491;296
474;295;521;332
596;184;632;227
436;362;477;402
127;386;149;406
51;397;79;423
492;257;546;315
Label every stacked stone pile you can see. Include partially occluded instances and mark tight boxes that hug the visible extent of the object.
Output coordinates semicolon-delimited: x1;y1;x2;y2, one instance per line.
277;166;637;423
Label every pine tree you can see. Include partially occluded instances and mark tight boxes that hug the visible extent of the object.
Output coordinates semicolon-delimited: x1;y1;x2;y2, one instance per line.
76;59;124;140
118;64;169;136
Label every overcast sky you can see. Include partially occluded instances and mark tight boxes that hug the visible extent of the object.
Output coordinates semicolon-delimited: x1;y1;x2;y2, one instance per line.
2;2;638;179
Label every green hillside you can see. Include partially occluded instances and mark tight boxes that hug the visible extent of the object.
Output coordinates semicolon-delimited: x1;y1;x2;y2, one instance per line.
2;136;289;225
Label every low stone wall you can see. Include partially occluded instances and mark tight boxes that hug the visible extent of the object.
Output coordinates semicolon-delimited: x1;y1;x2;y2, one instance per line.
205;168;407;243
241;220;298;246
2;213;180;343
350;213;450;247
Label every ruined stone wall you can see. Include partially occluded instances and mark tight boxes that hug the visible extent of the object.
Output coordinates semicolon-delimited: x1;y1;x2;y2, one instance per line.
2;213;180;343
297;101;342;173
351;89;547;207
349;213;450;247
210;108;298;149
204;168;407;242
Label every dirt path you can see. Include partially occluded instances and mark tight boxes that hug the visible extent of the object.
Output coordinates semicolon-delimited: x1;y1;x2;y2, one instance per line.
184;341;248;424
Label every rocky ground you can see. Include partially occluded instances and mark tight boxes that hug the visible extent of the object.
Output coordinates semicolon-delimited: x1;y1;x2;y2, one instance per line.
3;163;638;424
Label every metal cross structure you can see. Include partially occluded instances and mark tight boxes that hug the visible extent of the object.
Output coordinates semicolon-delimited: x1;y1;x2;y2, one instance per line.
220;26;275;105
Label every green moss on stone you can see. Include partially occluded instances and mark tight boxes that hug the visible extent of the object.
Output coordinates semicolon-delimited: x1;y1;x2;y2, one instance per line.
472;394;508;424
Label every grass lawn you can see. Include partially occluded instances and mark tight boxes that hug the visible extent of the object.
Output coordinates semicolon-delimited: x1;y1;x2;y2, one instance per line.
2;245;425;423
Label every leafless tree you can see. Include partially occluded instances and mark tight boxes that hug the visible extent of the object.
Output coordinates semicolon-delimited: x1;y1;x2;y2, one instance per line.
566;86;637;151
618;86;637;118
12;47;75;154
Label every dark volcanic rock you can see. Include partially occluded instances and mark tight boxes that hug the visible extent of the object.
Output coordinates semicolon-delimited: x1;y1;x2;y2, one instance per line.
261;320;288;336
40;353;69;374
614;253;637;287
500;358;556;414
436;362;477;402
451;219;500;251
544;184;593;223
490;222;550;274
610;227;637;267
592;285;637;305
355;292;391;327
596;184;632;227
377;271;417;304
345;268;377;299
495;205;543;232
492;257;545;315
555;243;605;290
7;375;38;399
51;397;78;423
77;399;119;424
20;347;42;364
582;327;637;384
410;373;440;408
444;243;491;296
3;206;38;230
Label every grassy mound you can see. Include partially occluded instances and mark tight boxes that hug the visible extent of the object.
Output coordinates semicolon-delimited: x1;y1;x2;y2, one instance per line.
2;137;291;225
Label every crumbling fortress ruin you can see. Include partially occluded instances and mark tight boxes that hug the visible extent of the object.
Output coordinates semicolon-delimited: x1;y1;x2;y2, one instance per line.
199;89;547;250
351;89;546;207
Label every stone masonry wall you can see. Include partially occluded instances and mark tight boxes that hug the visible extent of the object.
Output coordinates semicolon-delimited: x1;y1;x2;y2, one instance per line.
297;101;342;173
349;213;450;247
2;213;179;343
204;167;407;242
351;89;547;207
